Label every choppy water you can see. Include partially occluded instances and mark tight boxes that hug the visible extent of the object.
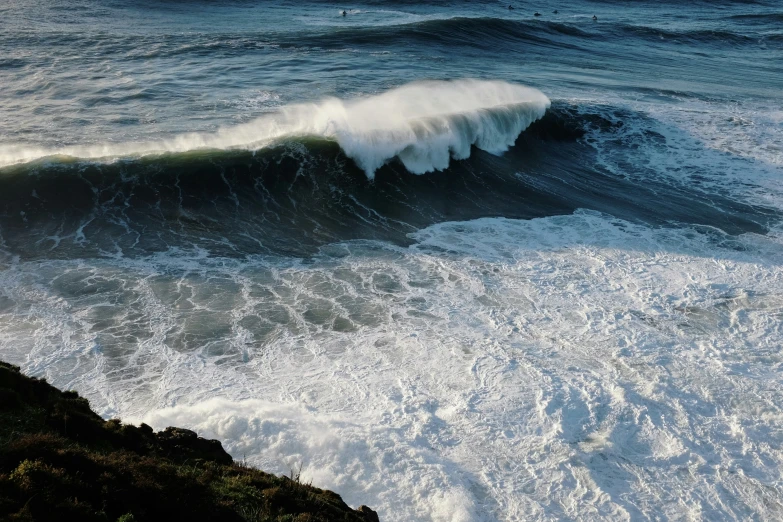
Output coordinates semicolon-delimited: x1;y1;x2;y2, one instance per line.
1;0;782;520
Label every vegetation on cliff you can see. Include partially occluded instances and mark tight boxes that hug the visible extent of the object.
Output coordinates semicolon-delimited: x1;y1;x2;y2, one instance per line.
0;361;378;522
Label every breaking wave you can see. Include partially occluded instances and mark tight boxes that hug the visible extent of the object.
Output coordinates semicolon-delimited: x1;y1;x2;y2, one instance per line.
0;79;550;179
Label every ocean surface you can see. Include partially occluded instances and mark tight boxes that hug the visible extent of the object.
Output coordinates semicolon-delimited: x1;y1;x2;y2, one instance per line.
1;0;782;519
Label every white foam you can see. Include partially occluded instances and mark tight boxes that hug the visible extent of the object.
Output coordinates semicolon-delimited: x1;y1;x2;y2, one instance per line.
139;398;480;522
558;90;783;209
0;79;549;179
3;210;783;520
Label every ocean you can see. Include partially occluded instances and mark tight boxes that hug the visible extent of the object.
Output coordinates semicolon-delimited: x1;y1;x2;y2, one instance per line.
1;0;782;519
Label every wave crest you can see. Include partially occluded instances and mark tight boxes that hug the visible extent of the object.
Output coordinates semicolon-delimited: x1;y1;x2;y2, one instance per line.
0;79;549;179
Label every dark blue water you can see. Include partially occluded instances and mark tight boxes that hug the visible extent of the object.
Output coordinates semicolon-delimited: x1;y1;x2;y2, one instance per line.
1;1;782;520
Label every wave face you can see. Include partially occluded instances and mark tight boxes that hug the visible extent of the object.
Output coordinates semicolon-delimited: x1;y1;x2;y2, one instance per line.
0;80;549;178
1;1;783;521
314;16;777;50
0;103;773;263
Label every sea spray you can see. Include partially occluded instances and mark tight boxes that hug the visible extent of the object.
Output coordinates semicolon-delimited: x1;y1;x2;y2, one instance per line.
0;79;549;178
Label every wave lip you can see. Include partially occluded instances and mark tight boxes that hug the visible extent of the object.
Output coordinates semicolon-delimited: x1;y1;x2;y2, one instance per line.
0;79;550;178
322;79;549;177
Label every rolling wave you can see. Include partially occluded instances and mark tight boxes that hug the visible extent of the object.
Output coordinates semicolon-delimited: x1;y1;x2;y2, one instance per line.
5;13;773;75
611;24;759;44
727;12;783;21
0;104;771;263
316;16;771;49
315;17;592;50
0;79;549;179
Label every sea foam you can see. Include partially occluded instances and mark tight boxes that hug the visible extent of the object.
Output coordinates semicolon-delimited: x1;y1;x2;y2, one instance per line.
0;79;549;178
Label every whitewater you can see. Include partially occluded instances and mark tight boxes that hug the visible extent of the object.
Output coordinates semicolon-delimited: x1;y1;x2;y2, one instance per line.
5;211;782;520
0;80;550;178
1;0;782;520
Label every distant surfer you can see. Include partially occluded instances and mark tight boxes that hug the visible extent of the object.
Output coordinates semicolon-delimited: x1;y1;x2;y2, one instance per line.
342;10;346;16
592;15;598;21
508;5;514;10
534;12;541;16
553;10;558;14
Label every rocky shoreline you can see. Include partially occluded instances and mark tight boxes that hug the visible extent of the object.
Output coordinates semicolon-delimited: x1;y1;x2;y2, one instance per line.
0;361;378;522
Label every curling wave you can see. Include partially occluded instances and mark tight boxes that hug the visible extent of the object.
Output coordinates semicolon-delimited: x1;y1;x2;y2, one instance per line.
0;79;549;179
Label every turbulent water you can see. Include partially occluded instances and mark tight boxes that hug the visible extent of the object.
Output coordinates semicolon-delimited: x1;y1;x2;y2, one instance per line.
2;0;783;520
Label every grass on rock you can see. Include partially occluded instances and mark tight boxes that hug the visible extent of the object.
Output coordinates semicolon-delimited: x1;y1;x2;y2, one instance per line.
0;361;378;522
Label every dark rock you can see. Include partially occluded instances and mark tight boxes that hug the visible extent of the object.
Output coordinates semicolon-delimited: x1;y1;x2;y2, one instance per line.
156;426;233;465
0;360;378;521
0;388;21;410
358;505;380;522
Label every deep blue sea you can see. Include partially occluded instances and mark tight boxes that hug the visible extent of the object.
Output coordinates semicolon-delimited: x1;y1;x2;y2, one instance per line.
1;0;782;519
